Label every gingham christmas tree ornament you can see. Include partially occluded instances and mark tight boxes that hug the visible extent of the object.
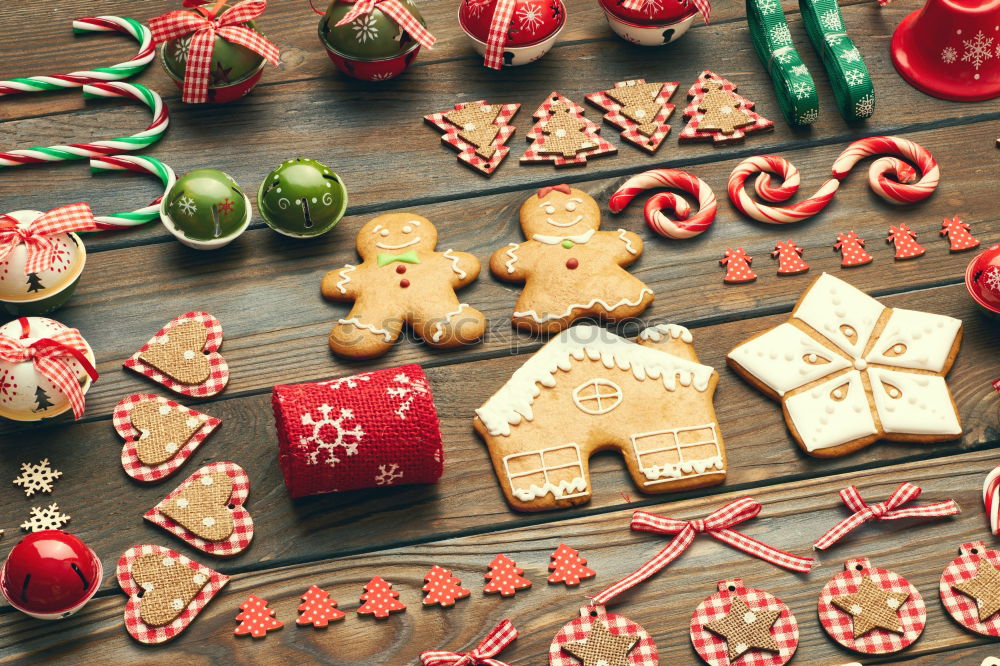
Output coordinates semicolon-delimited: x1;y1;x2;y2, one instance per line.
691;579;798;666
550;606;657;666
940;542;1000;636
818;558;925;654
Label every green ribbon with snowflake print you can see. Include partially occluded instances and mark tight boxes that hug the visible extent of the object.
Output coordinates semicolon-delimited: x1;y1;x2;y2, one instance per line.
799;0;875;121
746;0;820;127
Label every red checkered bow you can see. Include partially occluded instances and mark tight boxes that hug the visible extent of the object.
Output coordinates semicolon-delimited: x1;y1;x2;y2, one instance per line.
0;203;97;274
0;318;98;419
621;0;711;23
812;482;959;550
419;620;518;666
149;0;280;104
591;498;813;606
335;0;436;50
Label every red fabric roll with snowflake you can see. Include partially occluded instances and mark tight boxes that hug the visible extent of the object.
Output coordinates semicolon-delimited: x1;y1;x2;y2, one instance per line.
273;364;443;498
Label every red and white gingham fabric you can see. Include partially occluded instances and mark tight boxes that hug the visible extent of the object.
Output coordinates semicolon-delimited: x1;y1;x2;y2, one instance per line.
114;394;221;483
817;558;925;654
482;0;517;69
123;312;229;398
621;0;711;22
813;482;960;550
939;541;1000;636
690;578;798;666
549;607;658;665
0;203;98;273
521;92;617;167
335;0;435;49
144;462;253;557
424;101;520;176
679;71;773;145
148;0;279;104
117;544;229;645
421;619;518;665
584;81;677;154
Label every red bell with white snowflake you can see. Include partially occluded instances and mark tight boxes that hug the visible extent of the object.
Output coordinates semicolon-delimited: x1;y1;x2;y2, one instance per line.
0;530;102;620
966;244;1000;316
272;364;443;498
940;541;1000;636
891;0;1000;102
459;0;566;68
600;0;709;47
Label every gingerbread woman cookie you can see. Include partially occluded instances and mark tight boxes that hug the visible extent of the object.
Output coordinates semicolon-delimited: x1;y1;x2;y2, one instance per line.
321;213;486;358
490;185;653;334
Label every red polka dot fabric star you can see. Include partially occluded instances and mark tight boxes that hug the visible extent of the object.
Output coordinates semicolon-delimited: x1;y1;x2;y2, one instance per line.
834;231;873;267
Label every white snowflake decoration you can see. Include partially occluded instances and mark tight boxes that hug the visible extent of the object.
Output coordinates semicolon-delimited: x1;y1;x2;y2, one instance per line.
756;0;778;12
375;463;403;486
961;31;994;69
825;33;844;47
386;373;429;420
844;69;865;87
352;14;379;44
13;459;62;497
516;4;544;32
320;372;373;390
464;0;491;19
841;47;862;64
638;0;663;17
770;24;792;46
174;37;191;63
984;267;1000;293
774;50;793;65
300;405;364;467
819;9;842;31
21;503;71;532
790;80;813;100
177;196;197;216
369;72;396;81
797;108;819;125
791;64;809;77
854;92;875;118
940;46;958;64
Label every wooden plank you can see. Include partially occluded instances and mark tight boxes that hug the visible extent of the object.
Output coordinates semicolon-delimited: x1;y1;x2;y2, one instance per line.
2;446;998;663
1;282;995;587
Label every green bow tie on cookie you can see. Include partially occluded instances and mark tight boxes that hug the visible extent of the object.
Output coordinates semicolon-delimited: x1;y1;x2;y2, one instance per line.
377;250;421;266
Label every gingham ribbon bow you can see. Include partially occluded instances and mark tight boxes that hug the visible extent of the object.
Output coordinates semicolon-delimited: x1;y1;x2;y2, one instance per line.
481;0;517;70
591;498;813;606
621;0;711;23
812;482;960;550
336;0;436;50
0;203;98;274
0;319;98;419
419;620;518;666
149;0;280;104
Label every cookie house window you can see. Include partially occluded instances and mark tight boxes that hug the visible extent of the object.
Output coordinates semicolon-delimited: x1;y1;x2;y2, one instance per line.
572;378;623;415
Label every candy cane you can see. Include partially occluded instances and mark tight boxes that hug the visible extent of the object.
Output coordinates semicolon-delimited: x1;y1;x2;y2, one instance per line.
0;17;154;96
728;135;939;224
89;155;176;230
609;168;718;239
0;82;168;168
984;466;1000;536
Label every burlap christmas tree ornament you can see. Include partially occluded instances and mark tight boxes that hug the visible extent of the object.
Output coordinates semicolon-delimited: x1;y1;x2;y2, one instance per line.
605;82;665;137
539;103;597;158
444;104;502;159
697;82;754;135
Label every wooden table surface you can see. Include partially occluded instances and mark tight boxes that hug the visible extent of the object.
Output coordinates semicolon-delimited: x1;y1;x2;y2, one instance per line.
2;0;1000;663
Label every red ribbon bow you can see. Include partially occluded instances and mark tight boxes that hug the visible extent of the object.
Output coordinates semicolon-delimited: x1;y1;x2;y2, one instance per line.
591;498;813;606
336;0;436;51
149;0;280;104
0;319;98;420
419;620;518;666
621;0;711;24
812;482;960;550
0;203;97;275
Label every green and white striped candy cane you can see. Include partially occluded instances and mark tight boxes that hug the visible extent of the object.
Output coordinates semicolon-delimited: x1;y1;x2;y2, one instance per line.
799;0;875;121
89;155;176;230
746;0;820;127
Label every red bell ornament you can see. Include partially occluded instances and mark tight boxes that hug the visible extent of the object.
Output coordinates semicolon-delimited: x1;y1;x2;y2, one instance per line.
965;244;1000;316
1;530;102;619
599;0;710;47
459;0;566;69
891;0;1000;102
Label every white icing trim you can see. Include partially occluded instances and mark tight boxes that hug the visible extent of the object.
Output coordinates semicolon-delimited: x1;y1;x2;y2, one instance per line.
630;423;724;484
475;324;715;436
376;237;420;250
867;367;962;436
511;478;588;502
531;228;596;245
504;243;520;274
784;371;877;451
863;307;962;373
430;303;469;343
639;323;693;344
337;317;393;342
617;229;638;255
572;378;623;415
502;443;588;501
335;264;356;294
513;288;653;323
793;273;884;358
442;249;467;279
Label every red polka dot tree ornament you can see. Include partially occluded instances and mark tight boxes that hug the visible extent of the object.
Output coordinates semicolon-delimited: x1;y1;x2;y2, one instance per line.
720;248;757;284
817;558;925;655
834;231;873;268
939;541;1000;637
690;578;798;666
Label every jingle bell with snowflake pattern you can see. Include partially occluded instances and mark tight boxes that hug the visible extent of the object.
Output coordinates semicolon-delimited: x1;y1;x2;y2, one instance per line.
966;244;1000;316
159;169;252;250
459;0;566;67
258;159;349;238
319;0;429;81
599;0;702;47
0;211;85;317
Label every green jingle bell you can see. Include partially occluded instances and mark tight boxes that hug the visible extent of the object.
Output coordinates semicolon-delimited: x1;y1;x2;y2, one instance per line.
321;0;426;61
160;169;252;250
161;12;265;89
258;159;348;238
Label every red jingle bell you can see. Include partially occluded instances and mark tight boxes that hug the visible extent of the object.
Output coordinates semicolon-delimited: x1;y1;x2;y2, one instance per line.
599;0;704;47
1;530;102;619
459;0;566;68
965;244;1000;316
891;0;1000;102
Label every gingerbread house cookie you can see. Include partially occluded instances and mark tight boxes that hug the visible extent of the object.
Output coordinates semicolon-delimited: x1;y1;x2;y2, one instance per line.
474;323;726;512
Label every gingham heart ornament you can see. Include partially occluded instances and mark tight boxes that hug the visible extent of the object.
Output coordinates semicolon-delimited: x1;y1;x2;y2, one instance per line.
117;544;229;644
940;541;1000;637
145;462;253;557
114;394;221;483
124;312;229;398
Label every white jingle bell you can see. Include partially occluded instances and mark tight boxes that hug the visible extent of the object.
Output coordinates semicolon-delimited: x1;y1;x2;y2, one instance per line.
0;210;86;316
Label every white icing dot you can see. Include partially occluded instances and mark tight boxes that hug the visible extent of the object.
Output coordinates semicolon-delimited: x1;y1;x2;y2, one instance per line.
159;404;172;415
806;353;817;363
200;476;214;486
183;350;196;360
165;442;178;453
743;611;757;624
734;643;748;654
555;129;567;137
850;604;863;615
186;417;199;428
379;228;390;237
176;497;189;508
162;557;175;567
854;359;867;370
171;598;185;611
142;581;155;592
402;225;413;233
886;598;901;609
192;573;207;585
202;516;216;527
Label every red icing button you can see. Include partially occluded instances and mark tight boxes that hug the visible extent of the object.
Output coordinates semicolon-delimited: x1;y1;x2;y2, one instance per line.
566;258;579;269
400;279;410;288
396;265;407;274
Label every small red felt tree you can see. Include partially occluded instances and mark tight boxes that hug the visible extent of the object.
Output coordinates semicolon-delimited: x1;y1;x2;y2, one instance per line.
887;224;925;260
941;216;980;252
483;554;532;597
772;239;809;275
297;585;345;627
547;544;596;586
234;594;283;638
422;565;471;607
357;576;406;618
834;231;873;267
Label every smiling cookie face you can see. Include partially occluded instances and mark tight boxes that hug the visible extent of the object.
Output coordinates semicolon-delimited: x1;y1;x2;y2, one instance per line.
519;185;600;238
356;213;439;260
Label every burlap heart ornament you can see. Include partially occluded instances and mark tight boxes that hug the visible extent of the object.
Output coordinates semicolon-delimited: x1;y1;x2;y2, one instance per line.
124;312;229;398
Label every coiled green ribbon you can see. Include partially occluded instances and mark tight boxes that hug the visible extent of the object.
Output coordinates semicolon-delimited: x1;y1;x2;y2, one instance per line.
800;0;876;121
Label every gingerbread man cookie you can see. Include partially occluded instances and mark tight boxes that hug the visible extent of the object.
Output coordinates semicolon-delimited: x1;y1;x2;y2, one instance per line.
321;213;486;359
490;185;653;334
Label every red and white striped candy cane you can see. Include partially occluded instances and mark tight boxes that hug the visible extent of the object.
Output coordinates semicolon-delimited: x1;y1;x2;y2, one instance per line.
984;466;1000;536
609;168;717;239
728;135;939;224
